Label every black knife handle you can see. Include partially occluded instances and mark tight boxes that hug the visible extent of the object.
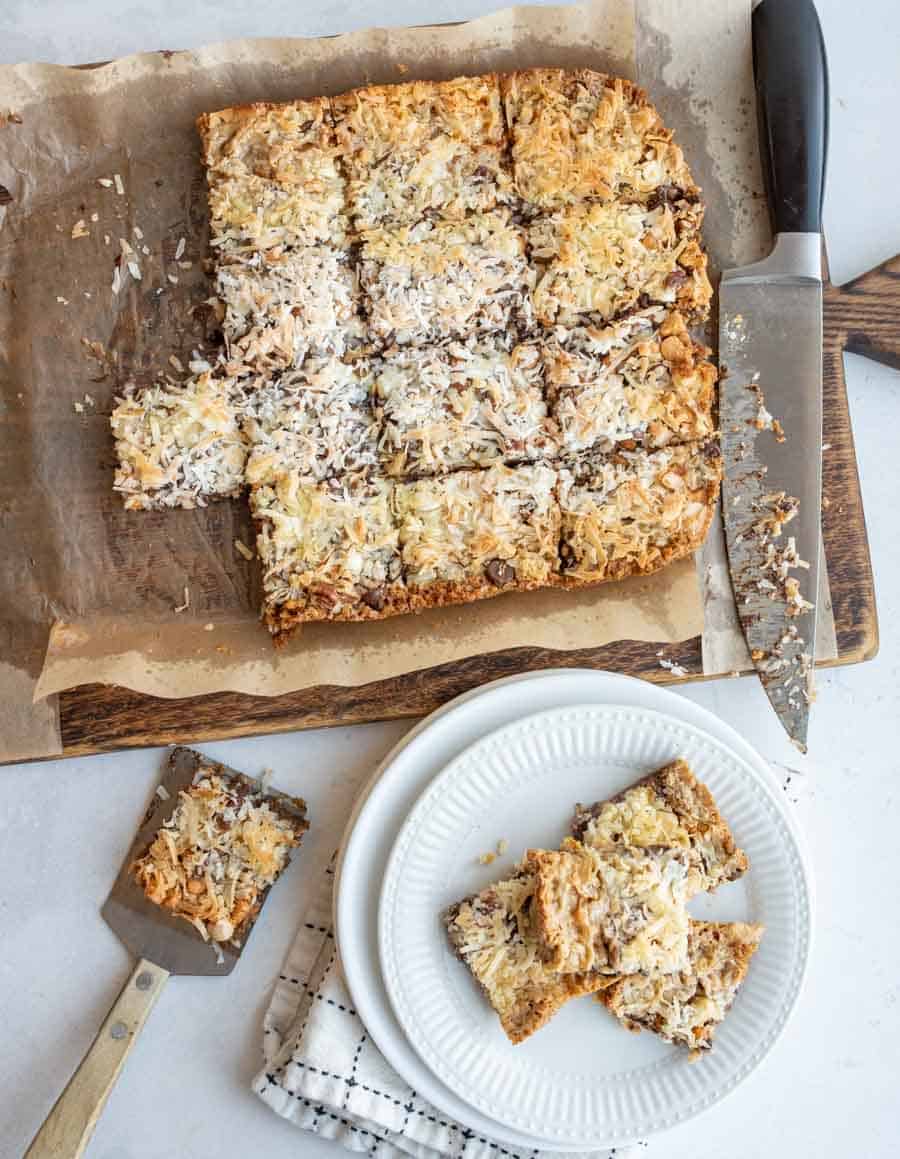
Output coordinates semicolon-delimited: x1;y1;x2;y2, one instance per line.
753;0;829;234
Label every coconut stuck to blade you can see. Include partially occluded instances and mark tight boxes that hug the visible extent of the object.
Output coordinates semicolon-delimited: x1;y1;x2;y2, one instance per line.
719;0;828;751
26;747;307;1159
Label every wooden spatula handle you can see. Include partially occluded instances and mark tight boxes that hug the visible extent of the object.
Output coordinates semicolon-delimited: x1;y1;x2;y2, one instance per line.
25;958;169;1159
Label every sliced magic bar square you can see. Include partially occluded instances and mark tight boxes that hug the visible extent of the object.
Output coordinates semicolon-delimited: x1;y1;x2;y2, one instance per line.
597;920;764;1057
217;248;364;372
444;857;606;1044
111;372;247;510
396;462;560;610
571;758;749;896
131;759;308;944
502;68;700;212
198;98;349;252
241;356;378;485
374;335;556;477
557;441;721;587
529;199;711;329
359;210;531;347
333;74;512;229
251;472;406;638
530;841;691;977
545;309;716;455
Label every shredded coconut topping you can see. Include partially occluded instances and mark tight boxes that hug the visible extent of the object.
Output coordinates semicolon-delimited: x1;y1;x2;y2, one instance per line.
131;767;307;943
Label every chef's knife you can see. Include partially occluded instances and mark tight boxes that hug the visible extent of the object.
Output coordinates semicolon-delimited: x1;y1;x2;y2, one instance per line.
25;747;307;1159
719;0;829;751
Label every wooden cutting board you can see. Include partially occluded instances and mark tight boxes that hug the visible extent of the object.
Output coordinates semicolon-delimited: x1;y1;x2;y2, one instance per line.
48;248;887;759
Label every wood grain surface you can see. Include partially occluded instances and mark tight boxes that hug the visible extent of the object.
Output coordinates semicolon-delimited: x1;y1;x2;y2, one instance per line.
49;250;885;759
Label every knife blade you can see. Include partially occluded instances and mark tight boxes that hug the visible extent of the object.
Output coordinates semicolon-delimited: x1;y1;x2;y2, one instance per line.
719;0;829;751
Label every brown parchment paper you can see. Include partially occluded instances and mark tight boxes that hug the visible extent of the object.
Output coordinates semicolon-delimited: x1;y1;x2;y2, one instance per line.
0;0;819;757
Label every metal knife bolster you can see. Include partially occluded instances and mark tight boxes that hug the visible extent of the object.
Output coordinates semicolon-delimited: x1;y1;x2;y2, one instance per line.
719;232;823;751
721;233;822;288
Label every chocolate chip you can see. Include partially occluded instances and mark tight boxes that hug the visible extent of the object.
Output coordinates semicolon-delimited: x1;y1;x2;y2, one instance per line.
485;559;515;587
361;585;386;611
647;183;684;210
665;269;688;288
638;293;652;309
473;165;492;178
0;185;12;206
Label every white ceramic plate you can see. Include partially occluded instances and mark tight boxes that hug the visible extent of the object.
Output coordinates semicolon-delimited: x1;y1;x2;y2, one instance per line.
334;670;811;1152
378;702;811;1150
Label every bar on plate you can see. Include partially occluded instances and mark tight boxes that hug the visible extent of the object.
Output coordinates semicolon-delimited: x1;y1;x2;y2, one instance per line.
375;335;556;477
396;461;560;610
571;759;749;896
444;858;607;1044
531;841;692;976
597;920;764;1058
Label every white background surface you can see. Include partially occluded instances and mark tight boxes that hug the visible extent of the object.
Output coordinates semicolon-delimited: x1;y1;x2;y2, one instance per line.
1;1;898;1157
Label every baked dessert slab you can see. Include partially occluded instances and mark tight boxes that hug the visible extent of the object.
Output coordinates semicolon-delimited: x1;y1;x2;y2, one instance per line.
531;842;691;976
571;758;749;896
502;69;699;212
396;461;560;609
131;761;308;943
333;75;512;229
529;198;712;328
557;440;722;587
375;335;556;477
241;355;378;484
597;920;764;1057
251;471;407;637
111;373;247;510
217;248;364;372
545;309;716;454
198;98;348;252
444;858;607;1044
358;210;531;347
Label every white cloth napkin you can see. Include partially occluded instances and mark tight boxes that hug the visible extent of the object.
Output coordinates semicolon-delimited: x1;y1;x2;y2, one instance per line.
253;762;811;1157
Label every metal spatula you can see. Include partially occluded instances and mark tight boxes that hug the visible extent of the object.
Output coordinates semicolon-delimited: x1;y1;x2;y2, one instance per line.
25;746;308;1159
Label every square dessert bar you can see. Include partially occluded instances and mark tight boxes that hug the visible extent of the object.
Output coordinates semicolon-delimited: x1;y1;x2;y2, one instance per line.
358;210;531;347
503;69;699;211
198;98;349;252
545;309;716;455
531;841;691;976
444;858;606;1044
333;74;512;229
111;372;247;510
598;920;764;1057
217;248;363;372
529;198;712;328
571;758;749;896
241;356;378;485
558;440;722;586
375;335;556;477
396;462;560;610
251;471;406;637
131;761;308;944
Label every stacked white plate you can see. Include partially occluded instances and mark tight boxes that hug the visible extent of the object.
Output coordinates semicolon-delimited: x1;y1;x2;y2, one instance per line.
334;670;812;1152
